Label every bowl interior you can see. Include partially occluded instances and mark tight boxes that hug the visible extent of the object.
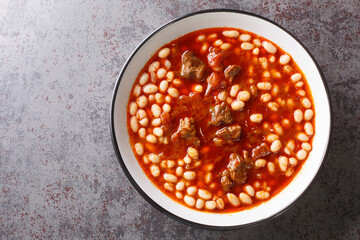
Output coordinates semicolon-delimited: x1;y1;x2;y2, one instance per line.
111;11;331;228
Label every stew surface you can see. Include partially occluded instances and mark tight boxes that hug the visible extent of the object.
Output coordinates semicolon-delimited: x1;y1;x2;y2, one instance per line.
127;28;315;212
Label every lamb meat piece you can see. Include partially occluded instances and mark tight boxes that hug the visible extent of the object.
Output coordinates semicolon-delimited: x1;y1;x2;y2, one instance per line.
252;143;271;159
209;102;233;126
224;65;241;83
213;125;242;146
180;50;206;81
171;117;200;147
207;47;224;69
220;170;233;192
205;72;227;96
220;153;253;191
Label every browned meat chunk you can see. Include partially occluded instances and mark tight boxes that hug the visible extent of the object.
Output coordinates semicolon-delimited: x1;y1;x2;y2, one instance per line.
220;153;253;191
207;47;224;69
252;143;270;159
209;102;233;126
160;111;172;132
171;117;200;147
213;125;241;146
180;50;206;81
224;65;241;83
205;72;227;96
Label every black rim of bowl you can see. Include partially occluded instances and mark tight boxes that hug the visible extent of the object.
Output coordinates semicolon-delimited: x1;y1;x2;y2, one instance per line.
110;9;333;230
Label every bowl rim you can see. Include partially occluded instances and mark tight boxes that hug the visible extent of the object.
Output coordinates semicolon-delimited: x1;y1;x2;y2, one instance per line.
110;9;333;230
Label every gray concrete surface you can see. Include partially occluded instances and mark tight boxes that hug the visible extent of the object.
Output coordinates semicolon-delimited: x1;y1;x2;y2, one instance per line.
1;0;359;239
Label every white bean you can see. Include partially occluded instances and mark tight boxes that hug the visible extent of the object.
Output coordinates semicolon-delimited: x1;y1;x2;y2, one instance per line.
291;73;302;82
152;118;161;126
253;38;261;47
146;134;157;144
237;91;250;101
134;143;144;155
148;153;160;164
163;173;177;183
285;167;294;177
302;98;312;108
241;42;254;50
153;127;163;137
286;140;295;152
296;149;308;160
183;171;196;180
302;143;312;151
268;102;279;111
143;84;158;94
304;122;314;136
239;192;253;205
304;109;314;120
213;39;223;47
157;68;167;79
231;100;245;111
223;30;240;38
176;181;185;191
159;80;169;93
194;84;203;93
129;102;138;116
166;71;174;82
205;200;217;210
218;91;228;102
239;34;251;41
175;191;183;199
162;103;171;112
148;61;160;72
278;156;288;172
263;71;271;78
158;48;170;58
196;199;205;209
151;104;161;118
266;134;279;142
250;113;263;123
294;109;303;123
216;198;225;209
133;84;141;97
260;93;272;102
295;81;304;88
289;157;298;167
196;34;206;42
167;87;179;98
187;147;199;160
273;123;284;135
271;140;282;153
184;195;196;207
138;128;146;138
297;133;309;142
155;93;165;104
187;186;197;196
227;193;240;207
164;183;174;191
230;84;240;97
150;165;160;177
198;189;212;200
257;82;272;90
244;185;255;197
279;54;290;65
252;47;259;55
140;118;150;127
136;95;148;108
255;159;267;168
255;191;270;200
130;116;139;133
268;162;275;174
136;109;147;119
220;43;231;50
139;73;149;86
262;41;277;54
175;166;183;176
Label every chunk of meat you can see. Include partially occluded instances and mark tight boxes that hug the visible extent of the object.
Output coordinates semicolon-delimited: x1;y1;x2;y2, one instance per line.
224;65;241;83
160;111;172;132
220;153;253;191
207;47;224;69
209;102;233;126
205;72;227;96
170;93;209;121
180;50;206;81
171;117;200;147
252;143;270;159
213;125;242;146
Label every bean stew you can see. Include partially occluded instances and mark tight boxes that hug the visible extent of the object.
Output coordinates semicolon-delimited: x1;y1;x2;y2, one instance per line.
127;28;315;212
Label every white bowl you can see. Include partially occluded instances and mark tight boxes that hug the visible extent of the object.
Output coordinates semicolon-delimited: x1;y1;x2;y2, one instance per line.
110;10;332;229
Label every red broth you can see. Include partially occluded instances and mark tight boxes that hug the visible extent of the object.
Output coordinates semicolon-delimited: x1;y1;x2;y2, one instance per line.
127;28;315;212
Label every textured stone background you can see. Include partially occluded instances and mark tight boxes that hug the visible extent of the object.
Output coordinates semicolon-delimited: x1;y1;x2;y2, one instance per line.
0;0;359;239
